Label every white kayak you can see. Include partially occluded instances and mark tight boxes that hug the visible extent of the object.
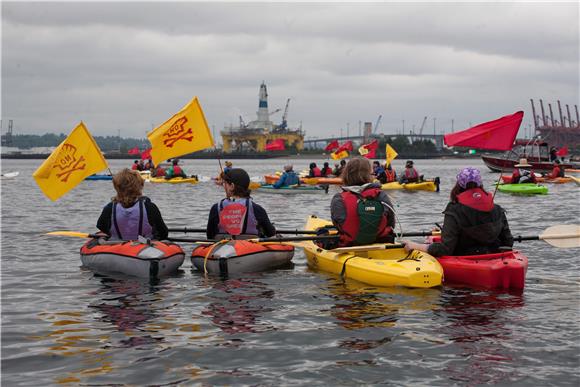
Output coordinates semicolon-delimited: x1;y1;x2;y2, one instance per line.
1;172;19;179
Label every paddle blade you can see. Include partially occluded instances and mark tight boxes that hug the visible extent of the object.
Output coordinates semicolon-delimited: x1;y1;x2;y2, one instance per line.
46;231;90;238
539;225;580;248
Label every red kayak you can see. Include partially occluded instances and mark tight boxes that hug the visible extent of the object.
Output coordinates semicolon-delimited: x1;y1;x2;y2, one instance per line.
427;236;528;290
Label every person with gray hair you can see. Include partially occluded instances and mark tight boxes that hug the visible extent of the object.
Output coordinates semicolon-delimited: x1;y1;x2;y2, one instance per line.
273;164;300;188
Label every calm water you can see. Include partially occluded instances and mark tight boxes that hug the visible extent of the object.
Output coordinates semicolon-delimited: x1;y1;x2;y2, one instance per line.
1;158;579;386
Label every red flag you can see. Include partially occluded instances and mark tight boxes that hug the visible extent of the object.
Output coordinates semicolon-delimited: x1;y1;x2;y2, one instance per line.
324;140;339;152
141;148;152;160
358;140;378;159
556;146;568;156
265;139;286;151
444;111;523;151
127;146;140;155
336;140;353;153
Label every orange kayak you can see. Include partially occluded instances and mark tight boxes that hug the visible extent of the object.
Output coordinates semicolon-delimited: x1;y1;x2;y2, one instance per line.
500;175;572;184
191;239;294;275
80;239;185;278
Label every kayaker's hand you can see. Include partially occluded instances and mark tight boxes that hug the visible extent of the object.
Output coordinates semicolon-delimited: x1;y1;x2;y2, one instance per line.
403;241;425;253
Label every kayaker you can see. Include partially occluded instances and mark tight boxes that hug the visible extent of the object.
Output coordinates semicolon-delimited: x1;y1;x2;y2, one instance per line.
309;162;322;178
330;157;395;247
546;159;565;179
137;160;145;171
403;167;513;256
131;160;139;171
97;168;168;240
273;164;300;188
549;146;558;162
207;168;276;240
224;161;233;174
399;160;420;183
333;159;347;177
385;164;397;183
511;158;537;184
152;163;166;178
372;161;388;184
165;159;187;179
321;162;332;177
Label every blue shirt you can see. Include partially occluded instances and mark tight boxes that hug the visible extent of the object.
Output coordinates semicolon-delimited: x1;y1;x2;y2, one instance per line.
273;171;300;188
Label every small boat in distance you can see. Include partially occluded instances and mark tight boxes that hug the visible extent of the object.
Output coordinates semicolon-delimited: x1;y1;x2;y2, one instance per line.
481;140;573;172
0;171;19;179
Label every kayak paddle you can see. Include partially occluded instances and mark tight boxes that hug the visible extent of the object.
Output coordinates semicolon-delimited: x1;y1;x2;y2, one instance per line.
513;224;580;248
46;231;99;238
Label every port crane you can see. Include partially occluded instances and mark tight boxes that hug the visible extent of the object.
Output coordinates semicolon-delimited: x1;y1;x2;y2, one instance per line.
279;98;291;129
373;115;383;134
418;116;428;136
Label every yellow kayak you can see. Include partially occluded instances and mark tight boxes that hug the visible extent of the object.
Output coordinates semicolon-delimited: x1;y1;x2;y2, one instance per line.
147;176;198;184
381;179;439;192
301;216;443;288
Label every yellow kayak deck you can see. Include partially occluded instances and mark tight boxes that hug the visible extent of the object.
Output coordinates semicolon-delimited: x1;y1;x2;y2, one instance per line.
147;177;198;184
381;180;439;192
302;216;443;288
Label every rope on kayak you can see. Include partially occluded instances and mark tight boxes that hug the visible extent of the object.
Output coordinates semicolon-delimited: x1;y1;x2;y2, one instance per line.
340;256;357;279
203;239;229;275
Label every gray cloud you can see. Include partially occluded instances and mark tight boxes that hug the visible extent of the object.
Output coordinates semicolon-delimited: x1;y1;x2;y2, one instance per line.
2;1;578;140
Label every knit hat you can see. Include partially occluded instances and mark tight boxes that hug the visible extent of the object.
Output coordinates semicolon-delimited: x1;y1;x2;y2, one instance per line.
456;167;482;189
284;164;293;172
223;168;250;189
225;161;233;167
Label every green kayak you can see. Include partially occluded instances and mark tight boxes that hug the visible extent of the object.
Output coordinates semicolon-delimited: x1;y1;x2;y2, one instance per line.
496;183;548;195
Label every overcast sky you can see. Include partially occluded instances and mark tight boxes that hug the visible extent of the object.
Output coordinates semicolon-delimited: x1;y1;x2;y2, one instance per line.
2;1;578;142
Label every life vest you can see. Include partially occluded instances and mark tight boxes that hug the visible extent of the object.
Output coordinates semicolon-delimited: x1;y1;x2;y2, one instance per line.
404;167;418;180
131;164;138;170
321;167;332;177
172;166;183;176
550;165;564;178
311;167;322;177
385;169;396;182
338;188;392;246
218;198;259;237
456;188;494;212
513;168;535;184
110;198;154;240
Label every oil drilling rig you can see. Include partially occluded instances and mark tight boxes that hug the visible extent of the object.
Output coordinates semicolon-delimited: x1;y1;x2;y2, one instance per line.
221;82;305;153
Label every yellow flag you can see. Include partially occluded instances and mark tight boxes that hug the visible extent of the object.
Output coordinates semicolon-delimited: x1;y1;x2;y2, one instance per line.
331;150;349;160
386;144;398;166
33;122;108;201
147;97;214;166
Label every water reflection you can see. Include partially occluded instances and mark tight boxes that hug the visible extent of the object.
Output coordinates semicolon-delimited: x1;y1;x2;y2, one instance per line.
201;276;276;337
89;275;164;348
438;287;525;384
323;276;442;351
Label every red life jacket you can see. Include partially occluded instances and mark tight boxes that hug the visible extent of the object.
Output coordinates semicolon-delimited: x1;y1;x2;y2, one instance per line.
456;188;494;212
131;164;138;170
385;169;396;182
404;167;418;180
549;165;564;179
311;167;322;177
338;187;392;246
173;166;183;176
321;167;332;177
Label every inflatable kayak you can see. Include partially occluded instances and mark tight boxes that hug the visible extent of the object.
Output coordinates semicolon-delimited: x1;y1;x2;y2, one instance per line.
85;174;113;181
191;239;294;275
381;178;440;192
147;176;198;184
301;216;443;288
500;175;572;184
80;239;185;278
256;184;328;194
426;236;528;290
496;183;548;195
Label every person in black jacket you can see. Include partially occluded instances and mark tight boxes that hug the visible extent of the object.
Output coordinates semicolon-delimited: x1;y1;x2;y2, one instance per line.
207;168;276;240
403;167;513;256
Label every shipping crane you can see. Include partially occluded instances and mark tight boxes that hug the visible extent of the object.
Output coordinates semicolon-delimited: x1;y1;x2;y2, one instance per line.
279;98;291;129
418;116;428;136
373;115;383;134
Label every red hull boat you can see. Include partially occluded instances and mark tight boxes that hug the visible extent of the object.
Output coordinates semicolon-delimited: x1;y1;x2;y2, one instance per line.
481;140;572;172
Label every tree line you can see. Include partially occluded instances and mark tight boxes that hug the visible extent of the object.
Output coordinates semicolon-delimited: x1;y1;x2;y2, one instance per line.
8;133;149;153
